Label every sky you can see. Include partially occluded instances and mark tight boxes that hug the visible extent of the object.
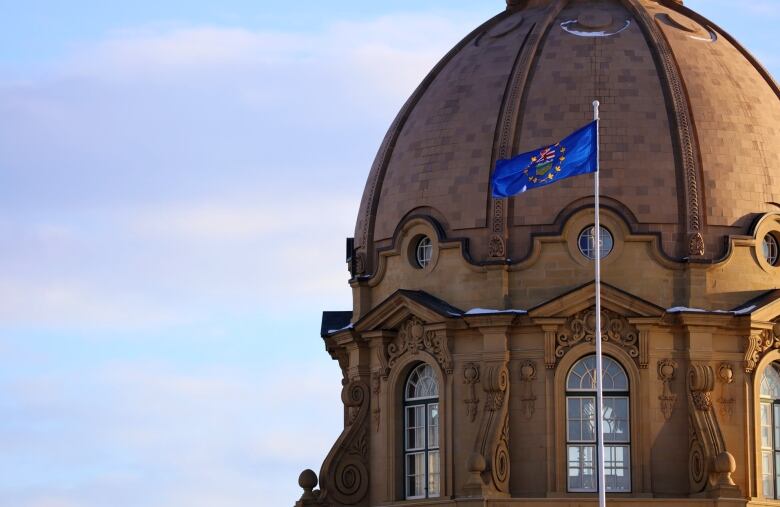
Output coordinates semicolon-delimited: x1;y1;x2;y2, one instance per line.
0;1;777;506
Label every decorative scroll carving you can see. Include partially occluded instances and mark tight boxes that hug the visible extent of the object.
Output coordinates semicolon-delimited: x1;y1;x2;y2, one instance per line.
371;372;381;433
463;363;481;423
658;359;677;421
745;329;776;373
386;317;453;374
316;379;370;506
554;308;639;364
627;0;705;257
519;360;537;420
717;363;735;423
686;363;740;497
488;234;506;258
465;362;511;496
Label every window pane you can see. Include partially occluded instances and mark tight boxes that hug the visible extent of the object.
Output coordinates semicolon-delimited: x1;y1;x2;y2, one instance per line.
567;398;582;441
764;451;775;498
762;402;773;450
406;406;425;451
605;445;631;492
776;452;780;500
774;405;780;452
406;452;426;499
428;403;439;449
603;397;630;443
428;451;441;498
567;355;627;392
406;363;439;401
568;445;596;492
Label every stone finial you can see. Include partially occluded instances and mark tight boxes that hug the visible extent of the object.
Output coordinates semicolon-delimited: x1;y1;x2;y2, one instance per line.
298;469;318;501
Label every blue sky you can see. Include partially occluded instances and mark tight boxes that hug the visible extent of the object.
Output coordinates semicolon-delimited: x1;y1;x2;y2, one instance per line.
0;1;776;506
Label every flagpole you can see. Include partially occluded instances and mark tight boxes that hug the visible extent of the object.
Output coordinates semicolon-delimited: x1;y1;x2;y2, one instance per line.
592;100;607;507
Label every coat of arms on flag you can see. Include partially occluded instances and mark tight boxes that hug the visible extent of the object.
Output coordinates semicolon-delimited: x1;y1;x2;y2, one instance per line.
491;121;598;198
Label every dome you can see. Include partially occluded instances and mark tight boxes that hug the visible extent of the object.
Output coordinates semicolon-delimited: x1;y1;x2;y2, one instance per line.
353;0;780;274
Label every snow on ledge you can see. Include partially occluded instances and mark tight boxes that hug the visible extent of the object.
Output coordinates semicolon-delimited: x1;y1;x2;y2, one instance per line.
465;308;528;316
666;306;755;316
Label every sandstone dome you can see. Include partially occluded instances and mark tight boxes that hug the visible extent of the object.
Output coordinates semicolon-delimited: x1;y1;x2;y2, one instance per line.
353;0;780;275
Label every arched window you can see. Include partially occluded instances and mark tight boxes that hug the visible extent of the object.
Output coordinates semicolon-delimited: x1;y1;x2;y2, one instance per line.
566;355;631;493
760;362;780;498
404;363;440;499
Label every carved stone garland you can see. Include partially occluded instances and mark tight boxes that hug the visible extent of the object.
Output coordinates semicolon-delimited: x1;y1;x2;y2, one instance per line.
518;360;537;420
658;359;677;421
553;308;643;366
717;363;735;423
385;317;453;375
371;372;381;432
464;363;481;423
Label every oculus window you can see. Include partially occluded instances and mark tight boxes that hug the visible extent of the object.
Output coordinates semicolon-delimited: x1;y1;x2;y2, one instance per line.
578;226;613;260
764;234;779;266
415;236;433;269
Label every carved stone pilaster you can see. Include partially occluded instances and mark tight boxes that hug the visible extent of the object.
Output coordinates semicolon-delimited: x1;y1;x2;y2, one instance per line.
543;325;558;369
518;360;537;420
371;371;381;433
463;363;481;423
657;359;677;421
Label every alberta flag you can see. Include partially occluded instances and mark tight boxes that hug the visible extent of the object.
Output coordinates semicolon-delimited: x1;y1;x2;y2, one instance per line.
491;121;598;198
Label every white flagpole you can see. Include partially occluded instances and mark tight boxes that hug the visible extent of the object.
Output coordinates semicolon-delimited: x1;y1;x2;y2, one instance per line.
592;100;606;507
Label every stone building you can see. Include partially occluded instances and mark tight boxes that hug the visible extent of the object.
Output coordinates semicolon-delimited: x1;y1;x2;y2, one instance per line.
295;0;780;505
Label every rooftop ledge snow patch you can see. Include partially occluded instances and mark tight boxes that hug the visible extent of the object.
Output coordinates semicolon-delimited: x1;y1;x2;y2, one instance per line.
666;306;756;316
465;308;528;315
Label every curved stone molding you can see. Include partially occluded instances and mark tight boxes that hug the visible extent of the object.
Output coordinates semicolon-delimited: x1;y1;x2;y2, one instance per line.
464;362;481;423
745;328;776;373
386;317;453;374
658;359;678;421
317;379;371;506
555;308;640;364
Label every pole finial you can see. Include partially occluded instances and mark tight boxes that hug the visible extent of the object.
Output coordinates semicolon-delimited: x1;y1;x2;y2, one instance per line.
593;100;600;121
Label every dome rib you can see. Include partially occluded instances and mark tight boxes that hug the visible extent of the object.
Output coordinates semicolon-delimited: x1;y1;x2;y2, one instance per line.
621;0;705;258
488;0;568;260
354;12;508;273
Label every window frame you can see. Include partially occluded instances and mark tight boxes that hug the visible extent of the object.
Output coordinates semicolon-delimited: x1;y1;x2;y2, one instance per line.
403;363;440;500
760;362;780;499
565;355;632;494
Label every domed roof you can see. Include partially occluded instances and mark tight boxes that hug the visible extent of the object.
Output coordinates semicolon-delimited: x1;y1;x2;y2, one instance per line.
353;0;780;274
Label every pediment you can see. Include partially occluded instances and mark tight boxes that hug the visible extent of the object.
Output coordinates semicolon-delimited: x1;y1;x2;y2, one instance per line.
354;289;463;333
736;289;780;323
528;281;665;319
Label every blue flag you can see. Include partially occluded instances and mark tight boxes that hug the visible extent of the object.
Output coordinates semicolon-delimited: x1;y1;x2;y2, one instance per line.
491;121;598;198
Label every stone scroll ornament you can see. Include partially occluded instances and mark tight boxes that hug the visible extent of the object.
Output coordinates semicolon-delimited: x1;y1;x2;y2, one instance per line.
464;363;510;496
686;363;739;497
297;379;370;507
717;363;735;422
554;308;643;366
744;326;780;373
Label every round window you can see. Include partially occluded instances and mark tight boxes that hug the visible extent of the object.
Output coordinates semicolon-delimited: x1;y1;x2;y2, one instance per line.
764;234;779;266
415;236;433;269
578;226;613;260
